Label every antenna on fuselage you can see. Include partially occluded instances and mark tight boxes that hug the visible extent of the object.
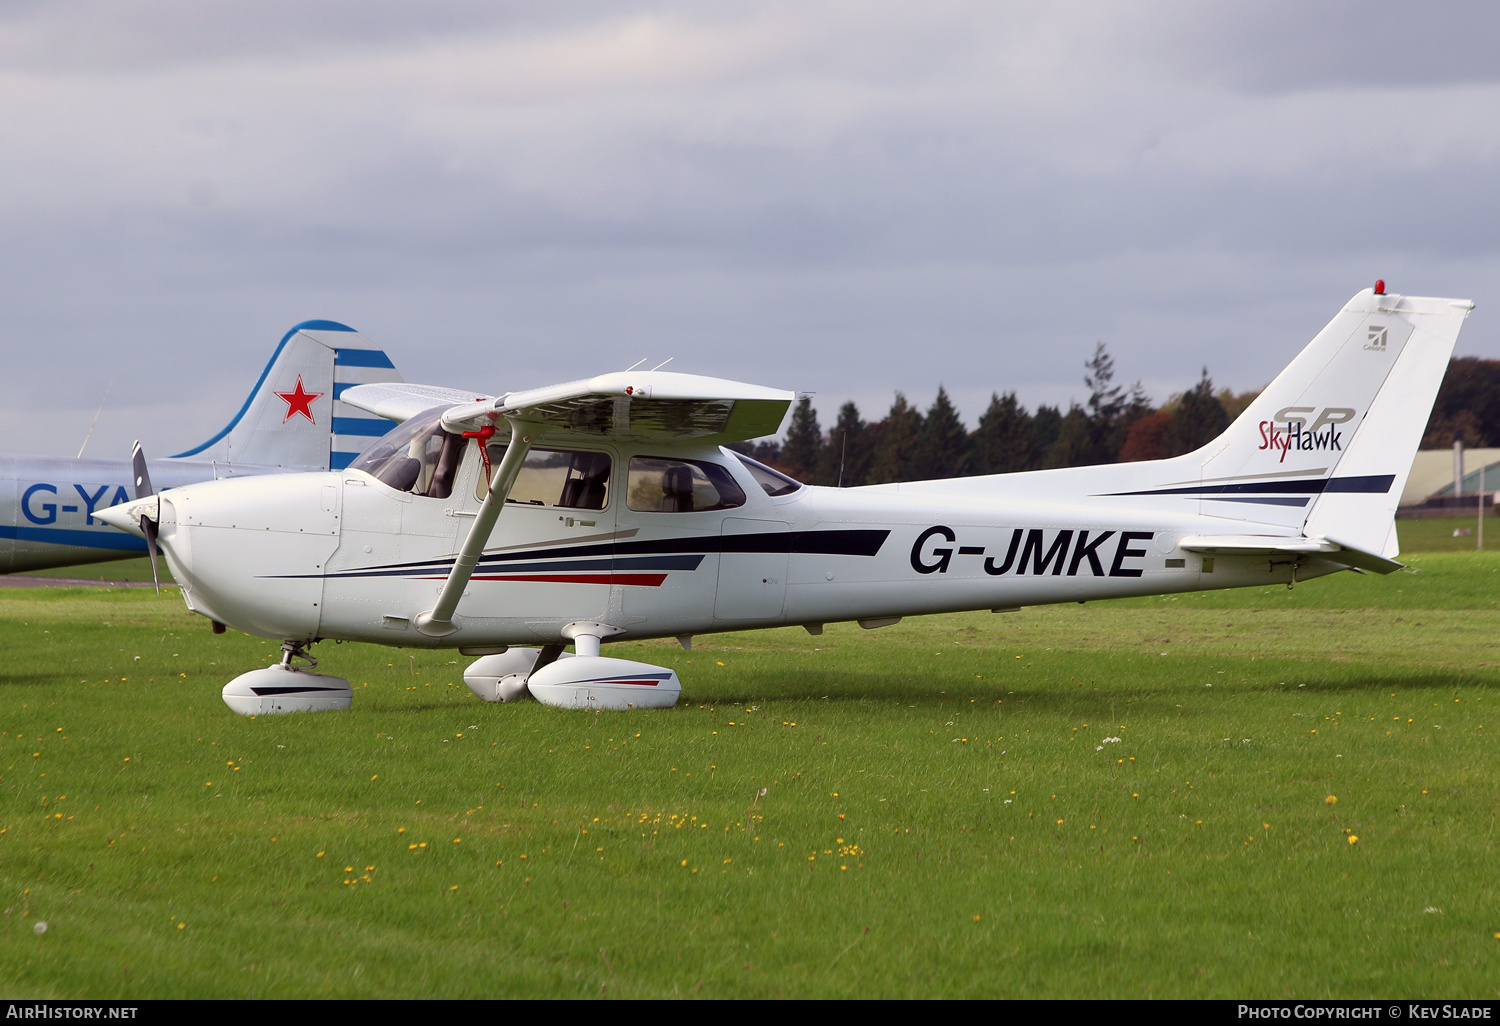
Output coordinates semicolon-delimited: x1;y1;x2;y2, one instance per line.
622;357;649;372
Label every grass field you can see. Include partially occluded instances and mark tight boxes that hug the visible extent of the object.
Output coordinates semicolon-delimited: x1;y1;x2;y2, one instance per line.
0;553;1498;998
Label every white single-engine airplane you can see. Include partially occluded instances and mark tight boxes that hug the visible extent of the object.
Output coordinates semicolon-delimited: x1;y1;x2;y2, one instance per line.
101;284;1470;715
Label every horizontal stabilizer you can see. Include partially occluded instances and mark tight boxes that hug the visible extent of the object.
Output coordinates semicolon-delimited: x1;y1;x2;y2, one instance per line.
1179;534;1403;574
340;383;495;423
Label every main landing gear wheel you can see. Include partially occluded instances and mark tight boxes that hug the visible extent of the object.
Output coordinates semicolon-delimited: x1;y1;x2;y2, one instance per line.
221;640;352;716
463;628;681;711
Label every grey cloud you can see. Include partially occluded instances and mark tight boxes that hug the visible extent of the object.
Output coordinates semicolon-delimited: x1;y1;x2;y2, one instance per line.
2;1;1499;458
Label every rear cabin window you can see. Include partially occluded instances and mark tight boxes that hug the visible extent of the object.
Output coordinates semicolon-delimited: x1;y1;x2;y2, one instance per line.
626;457;747;513
478;446;612;510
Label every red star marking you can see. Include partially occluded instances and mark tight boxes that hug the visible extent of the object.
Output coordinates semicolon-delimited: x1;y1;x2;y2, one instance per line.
275;375;324;424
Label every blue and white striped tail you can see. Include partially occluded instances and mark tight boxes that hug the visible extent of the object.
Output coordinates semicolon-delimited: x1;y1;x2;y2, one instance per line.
171;320;403;471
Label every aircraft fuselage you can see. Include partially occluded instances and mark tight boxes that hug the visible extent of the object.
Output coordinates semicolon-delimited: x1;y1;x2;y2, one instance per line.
142;440;1330;647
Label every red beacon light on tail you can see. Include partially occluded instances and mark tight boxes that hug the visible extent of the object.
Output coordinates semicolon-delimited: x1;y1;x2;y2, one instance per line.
1374;279;1386;295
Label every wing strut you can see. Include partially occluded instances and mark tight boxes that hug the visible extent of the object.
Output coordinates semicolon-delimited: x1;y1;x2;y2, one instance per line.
414;419;534;637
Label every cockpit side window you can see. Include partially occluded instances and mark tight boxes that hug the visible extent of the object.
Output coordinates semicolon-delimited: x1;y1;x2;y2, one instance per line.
626;457;747;513
347;406;465;498
478;446;612;510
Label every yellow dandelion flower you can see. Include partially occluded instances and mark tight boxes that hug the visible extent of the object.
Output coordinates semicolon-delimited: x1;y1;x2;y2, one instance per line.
1348;835;1359;845
1325;795;1337;804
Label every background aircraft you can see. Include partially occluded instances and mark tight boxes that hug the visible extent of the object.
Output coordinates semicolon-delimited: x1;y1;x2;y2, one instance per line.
1;320;401;574
101;285;1471;715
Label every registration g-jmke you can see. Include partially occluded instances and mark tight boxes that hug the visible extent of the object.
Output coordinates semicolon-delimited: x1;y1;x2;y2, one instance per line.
101;284;1473;714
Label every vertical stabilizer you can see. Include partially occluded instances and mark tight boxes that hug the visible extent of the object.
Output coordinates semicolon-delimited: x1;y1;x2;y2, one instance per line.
1299;293;1473;556
171;321;402;469
1188;288;1471;539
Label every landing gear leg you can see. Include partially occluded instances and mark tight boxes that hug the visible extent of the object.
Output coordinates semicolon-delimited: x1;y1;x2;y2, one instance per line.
280;640;319;670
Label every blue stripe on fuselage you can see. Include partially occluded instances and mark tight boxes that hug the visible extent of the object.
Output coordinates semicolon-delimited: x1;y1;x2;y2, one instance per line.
0;524;147;552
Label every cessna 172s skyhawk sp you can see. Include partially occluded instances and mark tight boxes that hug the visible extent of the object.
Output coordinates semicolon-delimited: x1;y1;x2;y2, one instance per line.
101;285;1471;715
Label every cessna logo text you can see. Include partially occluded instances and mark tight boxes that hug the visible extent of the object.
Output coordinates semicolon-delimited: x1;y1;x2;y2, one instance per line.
910;527;1152;578
1258;407;1356;463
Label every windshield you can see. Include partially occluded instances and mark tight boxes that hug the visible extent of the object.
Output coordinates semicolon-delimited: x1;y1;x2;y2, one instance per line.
348;406;466;498
732;452;802;497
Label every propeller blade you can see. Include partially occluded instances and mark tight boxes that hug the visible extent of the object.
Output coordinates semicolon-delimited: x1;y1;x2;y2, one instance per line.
129;440;161;594
130;441;153;500
140;514;161;595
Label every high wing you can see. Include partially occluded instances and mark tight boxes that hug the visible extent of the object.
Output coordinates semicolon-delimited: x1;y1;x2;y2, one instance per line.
346;372;794;444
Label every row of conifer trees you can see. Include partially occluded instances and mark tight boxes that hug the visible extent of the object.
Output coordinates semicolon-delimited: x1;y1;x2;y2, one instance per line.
732;344;1252;486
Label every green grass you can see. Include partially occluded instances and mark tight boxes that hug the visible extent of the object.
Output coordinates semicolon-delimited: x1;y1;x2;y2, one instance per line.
1;556;1498;997
16;557;173;584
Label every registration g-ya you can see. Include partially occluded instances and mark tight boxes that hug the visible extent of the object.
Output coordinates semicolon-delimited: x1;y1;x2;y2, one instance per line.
100;284;1472;714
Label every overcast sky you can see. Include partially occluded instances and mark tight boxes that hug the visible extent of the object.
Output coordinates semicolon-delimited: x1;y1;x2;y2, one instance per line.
4;0;1500;457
